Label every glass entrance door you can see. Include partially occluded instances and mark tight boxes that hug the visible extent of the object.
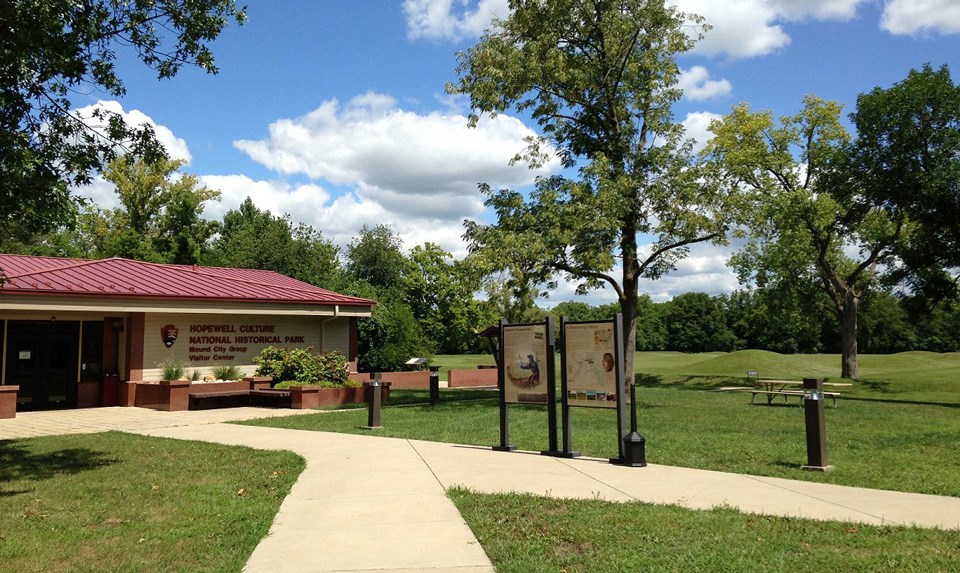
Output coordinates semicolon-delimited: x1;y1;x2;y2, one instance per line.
5;321;80;410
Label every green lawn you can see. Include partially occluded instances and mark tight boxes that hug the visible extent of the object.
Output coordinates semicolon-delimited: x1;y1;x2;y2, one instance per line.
434;349;960;404
247;350;960;497
0;432;303;573
449;489;960;572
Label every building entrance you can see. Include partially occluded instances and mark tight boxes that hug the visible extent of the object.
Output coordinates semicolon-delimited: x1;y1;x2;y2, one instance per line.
5;321;80;410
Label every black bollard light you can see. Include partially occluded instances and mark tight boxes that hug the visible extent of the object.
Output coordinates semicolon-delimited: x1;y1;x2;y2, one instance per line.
801;377;831;471
429;366;440;405
621;383;646;467
365;372;383;430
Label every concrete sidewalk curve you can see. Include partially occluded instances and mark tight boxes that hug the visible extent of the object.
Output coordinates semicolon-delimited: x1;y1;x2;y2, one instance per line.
135;423;960;573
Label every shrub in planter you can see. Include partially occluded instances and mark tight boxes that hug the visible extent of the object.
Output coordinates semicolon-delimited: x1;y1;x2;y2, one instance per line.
254;347;355;388
211;364;242;381
159;359;189;381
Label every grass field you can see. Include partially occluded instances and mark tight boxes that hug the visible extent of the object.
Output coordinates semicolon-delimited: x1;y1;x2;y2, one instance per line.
0;432;303;573
242;350;960;570
245;350;960;496
433;349;960;405
448;489;960;572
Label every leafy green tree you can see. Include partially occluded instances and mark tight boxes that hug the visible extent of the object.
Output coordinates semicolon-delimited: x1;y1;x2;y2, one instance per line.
452;0;734;377
707;96;911;378
910;301;960;352
403;243;492;354
663;292;736;352
858;291;917;354
90;156;220;264
848;65;960;299
0;0;245;236
346;224;408;295
630;297;667;351
357;300;433;372
206;198;342;289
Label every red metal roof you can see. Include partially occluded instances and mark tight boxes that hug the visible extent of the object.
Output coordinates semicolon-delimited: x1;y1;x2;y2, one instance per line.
0;254;374;307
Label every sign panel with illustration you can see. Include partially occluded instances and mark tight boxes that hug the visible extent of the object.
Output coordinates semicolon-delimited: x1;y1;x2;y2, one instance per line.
563;321;619;408
501;323;548;404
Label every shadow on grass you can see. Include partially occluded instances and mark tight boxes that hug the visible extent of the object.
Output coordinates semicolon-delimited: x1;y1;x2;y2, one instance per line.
0;441;118;495
859;378;892;393
634;373;740;392
842;396;960;409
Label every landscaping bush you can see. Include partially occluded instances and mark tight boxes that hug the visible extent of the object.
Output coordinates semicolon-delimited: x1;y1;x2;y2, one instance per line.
158;359;188;381
211;364;242;380
254;346;355;388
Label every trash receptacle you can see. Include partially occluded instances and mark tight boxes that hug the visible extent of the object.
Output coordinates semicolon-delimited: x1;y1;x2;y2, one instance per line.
101;373;119;407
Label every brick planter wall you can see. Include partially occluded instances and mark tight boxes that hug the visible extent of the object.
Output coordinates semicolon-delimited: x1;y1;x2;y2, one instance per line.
0;386;18;419
289;383;391;409
447;368;498;388
124;380;190;411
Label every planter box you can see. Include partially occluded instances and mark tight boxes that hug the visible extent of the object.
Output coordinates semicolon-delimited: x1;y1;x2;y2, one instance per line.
188;380;250;395
124;380;191;411
0;386;18;419
447;368;498;388
289;383;391;409
349;371;430;389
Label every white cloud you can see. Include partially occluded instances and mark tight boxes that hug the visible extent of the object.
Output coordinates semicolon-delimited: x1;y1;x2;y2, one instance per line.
198;173;473;257
681;111;722;154
678;66;732;101
768;0;865;21
542;245;741;307
674;0;868;59
404;0;509;41
676;0;791;59
74;100;192;163
234;92;558;219
881;0;960;36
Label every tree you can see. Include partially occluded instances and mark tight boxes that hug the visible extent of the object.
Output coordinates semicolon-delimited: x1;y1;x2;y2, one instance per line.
89;155;220;264
663;292;736;352
452;0;733;378
848;64;960;299
403;243;492;354
357;300;433;372
206;198;342;289
708;96;911;378
346;224;408;295
0;0;245;236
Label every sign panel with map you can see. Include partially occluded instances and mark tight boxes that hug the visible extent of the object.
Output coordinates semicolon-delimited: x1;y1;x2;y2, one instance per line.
563;321;621;408
501;323;548;404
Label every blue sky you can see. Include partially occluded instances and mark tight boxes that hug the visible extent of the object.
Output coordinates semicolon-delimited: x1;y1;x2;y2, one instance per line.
76;0;960;305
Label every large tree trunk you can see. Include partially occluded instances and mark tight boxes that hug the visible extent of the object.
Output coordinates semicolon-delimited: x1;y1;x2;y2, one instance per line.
620;265;639;389
840;290;860;379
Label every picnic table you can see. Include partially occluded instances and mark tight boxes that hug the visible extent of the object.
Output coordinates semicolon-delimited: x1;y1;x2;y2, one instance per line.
744;373;851;407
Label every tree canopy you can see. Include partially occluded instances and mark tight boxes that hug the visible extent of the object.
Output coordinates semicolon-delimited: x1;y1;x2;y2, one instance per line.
707;96;912;379
206;197;342;289
848;64;960;299
452;0;734;377
0;0;245;236
88;155;221;264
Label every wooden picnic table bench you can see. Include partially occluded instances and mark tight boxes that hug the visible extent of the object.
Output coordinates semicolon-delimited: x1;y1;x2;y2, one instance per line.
743;374;850;407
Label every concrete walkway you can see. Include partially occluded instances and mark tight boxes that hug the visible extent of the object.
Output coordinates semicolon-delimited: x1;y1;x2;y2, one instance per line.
4;408;960;572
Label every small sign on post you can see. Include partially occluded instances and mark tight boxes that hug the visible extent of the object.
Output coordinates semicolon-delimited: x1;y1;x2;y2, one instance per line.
364;372;383;430
801;377;831;471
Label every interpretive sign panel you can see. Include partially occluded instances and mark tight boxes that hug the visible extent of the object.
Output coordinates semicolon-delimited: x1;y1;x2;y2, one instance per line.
563;321;619;408
501;323;548;404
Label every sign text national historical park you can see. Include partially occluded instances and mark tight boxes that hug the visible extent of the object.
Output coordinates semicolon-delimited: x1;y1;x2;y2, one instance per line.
187;323;306;362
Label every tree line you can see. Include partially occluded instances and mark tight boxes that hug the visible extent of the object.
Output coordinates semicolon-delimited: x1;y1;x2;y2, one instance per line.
3;1;958;379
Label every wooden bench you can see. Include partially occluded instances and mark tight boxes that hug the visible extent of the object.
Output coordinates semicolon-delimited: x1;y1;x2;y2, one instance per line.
250;389;291;408
743;373;845;407
188;390;251;410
